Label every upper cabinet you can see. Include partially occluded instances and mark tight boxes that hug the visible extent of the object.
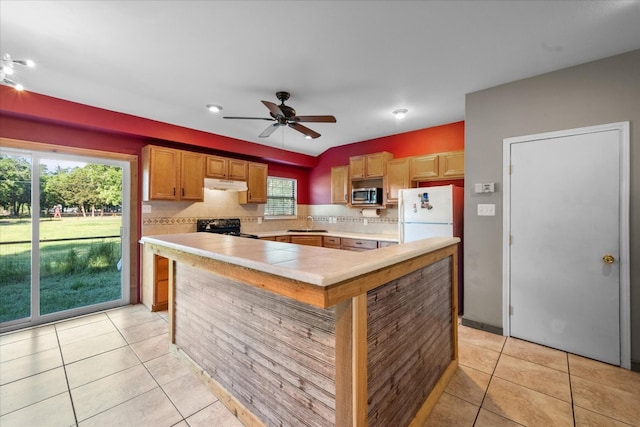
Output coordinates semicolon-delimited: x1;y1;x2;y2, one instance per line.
142;145;204;202
438;151;465;179
384;158;409;205
239;161;268;204
410;151;464;182
205;155;247;180
349;152;393;179
331;165;350;204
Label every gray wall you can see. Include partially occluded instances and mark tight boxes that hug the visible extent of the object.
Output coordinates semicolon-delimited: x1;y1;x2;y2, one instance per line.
463;49;640;365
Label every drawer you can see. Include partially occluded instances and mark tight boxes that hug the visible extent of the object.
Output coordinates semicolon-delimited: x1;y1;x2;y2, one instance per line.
275;235;291;243
341;238;378;250
323;236;341;246
378;241;398;248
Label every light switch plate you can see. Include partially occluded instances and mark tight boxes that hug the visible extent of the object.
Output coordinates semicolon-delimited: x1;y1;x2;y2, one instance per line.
142;205;152;214
477;204;496;216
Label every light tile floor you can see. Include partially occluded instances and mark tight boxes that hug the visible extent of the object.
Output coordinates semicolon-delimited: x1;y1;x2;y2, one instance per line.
424;321;640;426
1;305;639;426
0;304;242;427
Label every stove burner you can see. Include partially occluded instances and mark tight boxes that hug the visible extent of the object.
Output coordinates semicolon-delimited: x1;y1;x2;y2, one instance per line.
196;218;258;239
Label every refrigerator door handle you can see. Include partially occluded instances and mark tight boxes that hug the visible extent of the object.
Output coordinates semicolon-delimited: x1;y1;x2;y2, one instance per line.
398;192;404;243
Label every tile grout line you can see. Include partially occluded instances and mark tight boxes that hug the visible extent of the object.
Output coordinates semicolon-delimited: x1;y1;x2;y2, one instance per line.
108;311;191;425
469;334;508;426
567;352;576;427
54;322;80;427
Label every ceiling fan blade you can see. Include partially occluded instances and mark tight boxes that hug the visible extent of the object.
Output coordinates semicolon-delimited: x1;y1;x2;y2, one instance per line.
262;101;284;118
292;115;337;123
259;123;281;138
223;116;275;121
289;122;321;139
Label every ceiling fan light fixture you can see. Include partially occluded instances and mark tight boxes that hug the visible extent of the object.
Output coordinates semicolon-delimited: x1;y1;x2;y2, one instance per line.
1;53;34;91
304;135;313;140
393;108;408;119
206;104;223;113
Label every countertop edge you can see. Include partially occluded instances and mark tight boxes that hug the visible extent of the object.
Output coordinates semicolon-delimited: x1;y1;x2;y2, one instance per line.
140;233;459;287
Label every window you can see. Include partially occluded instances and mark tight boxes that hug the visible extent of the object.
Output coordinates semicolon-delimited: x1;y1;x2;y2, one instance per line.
264;177;297;218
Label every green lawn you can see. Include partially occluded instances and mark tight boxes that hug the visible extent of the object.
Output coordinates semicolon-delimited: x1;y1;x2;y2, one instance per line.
0;216;123;323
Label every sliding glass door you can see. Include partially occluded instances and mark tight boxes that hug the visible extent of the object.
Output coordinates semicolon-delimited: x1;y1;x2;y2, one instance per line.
0;148;130;330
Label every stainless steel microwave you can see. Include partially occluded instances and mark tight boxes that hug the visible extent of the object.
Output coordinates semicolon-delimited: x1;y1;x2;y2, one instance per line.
351;187;383;205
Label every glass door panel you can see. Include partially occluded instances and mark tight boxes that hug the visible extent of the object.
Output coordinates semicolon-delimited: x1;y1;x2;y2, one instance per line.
0;153;33;323
38;158;124;316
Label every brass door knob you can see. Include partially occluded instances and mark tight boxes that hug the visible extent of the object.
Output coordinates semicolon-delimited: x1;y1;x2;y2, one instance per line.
602;254;615;264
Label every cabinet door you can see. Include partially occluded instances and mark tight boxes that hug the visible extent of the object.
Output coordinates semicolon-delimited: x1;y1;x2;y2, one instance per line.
385;158;409;204
323;236;341;249
147;146;179;200
439;151;465;178
331;165;349;204
410;154;439;181
154;255;169;311
205;155;227;178
246;162;268;203
349;156;366;179
180;151;205;201
228;159;248;180
290;235;323;247
275;235;291;243
365;152;389;178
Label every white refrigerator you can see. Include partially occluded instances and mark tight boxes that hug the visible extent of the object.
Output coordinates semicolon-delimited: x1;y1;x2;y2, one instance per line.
398;184;464;312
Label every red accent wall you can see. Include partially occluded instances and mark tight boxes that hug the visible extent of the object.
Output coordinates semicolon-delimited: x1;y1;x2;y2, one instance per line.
309;121;465;204
1;86;463;206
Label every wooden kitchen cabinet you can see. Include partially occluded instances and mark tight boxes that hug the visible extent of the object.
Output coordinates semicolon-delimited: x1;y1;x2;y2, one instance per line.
206;155;247;180
349;152;393;179
322;236;341;249
410;151;464;181
385;158;410;204
153;255;169;311
275;235;291;243
410;154;439;181
438;151;465;179
239;162;268;204
290;235;323;247
331;165;350;204
341;237;378;251
142;145;204;201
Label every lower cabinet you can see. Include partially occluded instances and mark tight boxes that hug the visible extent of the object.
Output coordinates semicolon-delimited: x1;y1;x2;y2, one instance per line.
378;240;398;248
275;235;291;243
323;236;341;249
341;238;378;252
289;235;323;247
154;255;169;311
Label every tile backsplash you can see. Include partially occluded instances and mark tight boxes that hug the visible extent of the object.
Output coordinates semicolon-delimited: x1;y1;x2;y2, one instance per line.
142;188;398;237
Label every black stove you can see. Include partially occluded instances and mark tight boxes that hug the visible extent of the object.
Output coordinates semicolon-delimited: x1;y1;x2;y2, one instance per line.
196;218;258;239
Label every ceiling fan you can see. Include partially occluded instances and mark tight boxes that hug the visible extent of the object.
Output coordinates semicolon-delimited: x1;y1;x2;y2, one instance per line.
223;91;336;139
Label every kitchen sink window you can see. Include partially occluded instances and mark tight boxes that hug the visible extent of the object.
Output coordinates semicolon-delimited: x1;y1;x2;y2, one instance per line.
264;176;297;218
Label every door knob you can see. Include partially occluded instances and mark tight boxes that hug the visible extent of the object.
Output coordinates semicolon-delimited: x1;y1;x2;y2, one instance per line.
602;254;615;264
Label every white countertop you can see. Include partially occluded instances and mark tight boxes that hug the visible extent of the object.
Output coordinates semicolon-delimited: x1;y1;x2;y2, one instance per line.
140;233;459;287
252;230;399;242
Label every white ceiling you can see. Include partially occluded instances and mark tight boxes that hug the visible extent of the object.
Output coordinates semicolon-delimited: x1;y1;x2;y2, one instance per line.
1;1;639;157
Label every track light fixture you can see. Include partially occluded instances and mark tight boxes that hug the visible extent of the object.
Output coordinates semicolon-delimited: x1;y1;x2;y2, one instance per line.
1;53;35;91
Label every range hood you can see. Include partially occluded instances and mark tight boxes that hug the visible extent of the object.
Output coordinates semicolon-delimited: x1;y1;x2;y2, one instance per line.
203;178;248;192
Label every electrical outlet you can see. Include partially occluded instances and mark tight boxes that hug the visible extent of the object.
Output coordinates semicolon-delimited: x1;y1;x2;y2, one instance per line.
477;204;496;216
363;218;368;226
142;205;151;213
257;217;262;224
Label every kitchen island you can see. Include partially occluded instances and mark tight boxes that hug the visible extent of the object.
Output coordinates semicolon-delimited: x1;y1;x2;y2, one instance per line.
140;233;459;427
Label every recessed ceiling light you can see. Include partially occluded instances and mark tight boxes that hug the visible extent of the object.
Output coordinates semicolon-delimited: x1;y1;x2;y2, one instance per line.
392;108;408;119
206;104;222;113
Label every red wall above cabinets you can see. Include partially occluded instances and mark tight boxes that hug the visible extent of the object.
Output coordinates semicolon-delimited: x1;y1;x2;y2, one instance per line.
309;121;464;204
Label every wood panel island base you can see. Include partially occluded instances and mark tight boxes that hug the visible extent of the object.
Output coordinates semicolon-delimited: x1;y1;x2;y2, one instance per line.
140;233;460;427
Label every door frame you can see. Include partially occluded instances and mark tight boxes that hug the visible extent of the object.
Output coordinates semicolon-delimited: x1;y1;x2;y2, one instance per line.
502;122;630;369
0;138;139;333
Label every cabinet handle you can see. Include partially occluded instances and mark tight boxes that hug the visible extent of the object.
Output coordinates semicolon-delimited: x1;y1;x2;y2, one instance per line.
182;188;185;197
173;187;176;196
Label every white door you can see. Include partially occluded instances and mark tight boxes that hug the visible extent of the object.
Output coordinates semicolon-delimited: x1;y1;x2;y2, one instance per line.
505;123;629;367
